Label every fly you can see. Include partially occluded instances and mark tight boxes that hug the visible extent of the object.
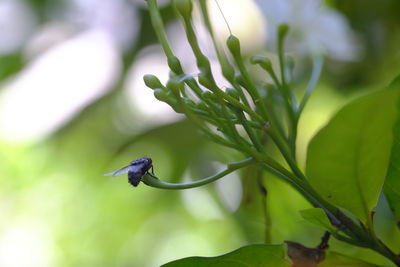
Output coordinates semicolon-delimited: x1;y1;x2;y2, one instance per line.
104;157;153;187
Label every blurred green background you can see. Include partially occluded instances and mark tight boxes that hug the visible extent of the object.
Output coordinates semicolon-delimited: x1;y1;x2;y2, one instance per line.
0;0;399;266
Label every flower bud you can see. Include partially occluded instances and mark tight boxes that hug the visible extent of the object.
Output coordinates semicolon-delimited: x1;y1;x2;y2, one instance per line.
143;74;163;89
226;35;241;55
174;0;192;20
198;72;214;89
250;56;273;73
168;56;184;74
278;24;289;41
153;88;169;102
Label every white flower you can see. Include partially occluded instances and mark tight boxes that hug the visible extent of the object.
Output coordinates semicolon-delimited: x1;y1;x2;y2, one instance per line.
0;0;36;55
0;31;120;142
255;0;361;61
60;0;139;51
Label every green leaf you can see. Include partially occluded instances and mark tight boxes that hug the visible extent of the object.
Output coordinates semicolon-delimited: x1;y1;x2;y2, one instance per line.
384;78;400;228
306;85;400;223
162;244;290;267
319;251;382;267
300;208;335;232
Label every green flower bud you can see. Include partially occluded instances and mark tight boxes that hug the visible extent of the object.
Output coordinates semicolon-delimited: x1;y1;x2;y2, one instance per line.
226;35;241;55
153;88;169;102
221;64;235;81
154;89;183;113
250;56;273;72
198;72;213;89
174;0;193;20
197;57;211;73
167;56;184;74
278;24;289;41
143;74;163;89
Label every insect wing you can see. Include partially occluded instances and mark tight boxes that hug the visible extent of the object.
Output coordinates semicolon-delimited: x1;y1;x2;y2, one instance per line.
103;165;142;177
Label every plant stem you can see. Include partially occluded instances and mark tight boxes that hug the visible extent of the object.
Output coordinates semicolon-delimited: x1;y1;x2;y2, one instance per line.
141;157;255;189
297;55;324;114
257;170;272;244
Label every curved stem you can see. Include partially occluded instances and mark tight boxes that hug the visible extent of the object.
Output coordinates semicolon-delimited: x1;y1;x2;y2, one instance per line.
141;157;255;189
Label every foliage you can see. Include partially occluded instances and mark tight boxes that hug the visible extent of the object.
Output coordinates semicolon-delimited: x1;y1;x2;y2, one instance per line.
307;86;399;224
163;244;289;267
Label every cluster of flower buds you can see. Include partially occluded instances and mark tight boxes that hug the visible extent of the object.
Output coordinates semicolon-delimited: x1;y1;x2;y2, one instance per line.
144;0;323;167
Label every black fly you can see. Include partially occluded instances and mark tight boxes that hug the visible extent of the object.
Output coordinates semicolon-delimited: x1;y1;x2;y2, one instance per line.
104;157;153;187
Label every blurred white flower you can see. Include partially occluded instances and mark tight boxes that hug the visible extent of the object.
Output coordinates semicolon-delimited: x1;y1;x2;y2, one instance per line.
255;0;361;60
0;0;36;54
205;0;266;53
0;30;120;142
25;23;78;59
60;0;139;51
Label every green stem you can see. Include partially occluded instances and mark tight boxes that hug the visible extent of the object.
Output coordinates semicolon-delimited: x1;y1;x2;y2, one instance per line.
198;0;235;81
141;157;255;189
268;130;305;181
228;36;269;121
257;170;272;244
217;98;253;148
233;107;264;152
277;26;297;156
297;55;324;114
200;115;263;130
147;0;174;59
202;80;265;124
201;130;242;151
277;26;291;107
